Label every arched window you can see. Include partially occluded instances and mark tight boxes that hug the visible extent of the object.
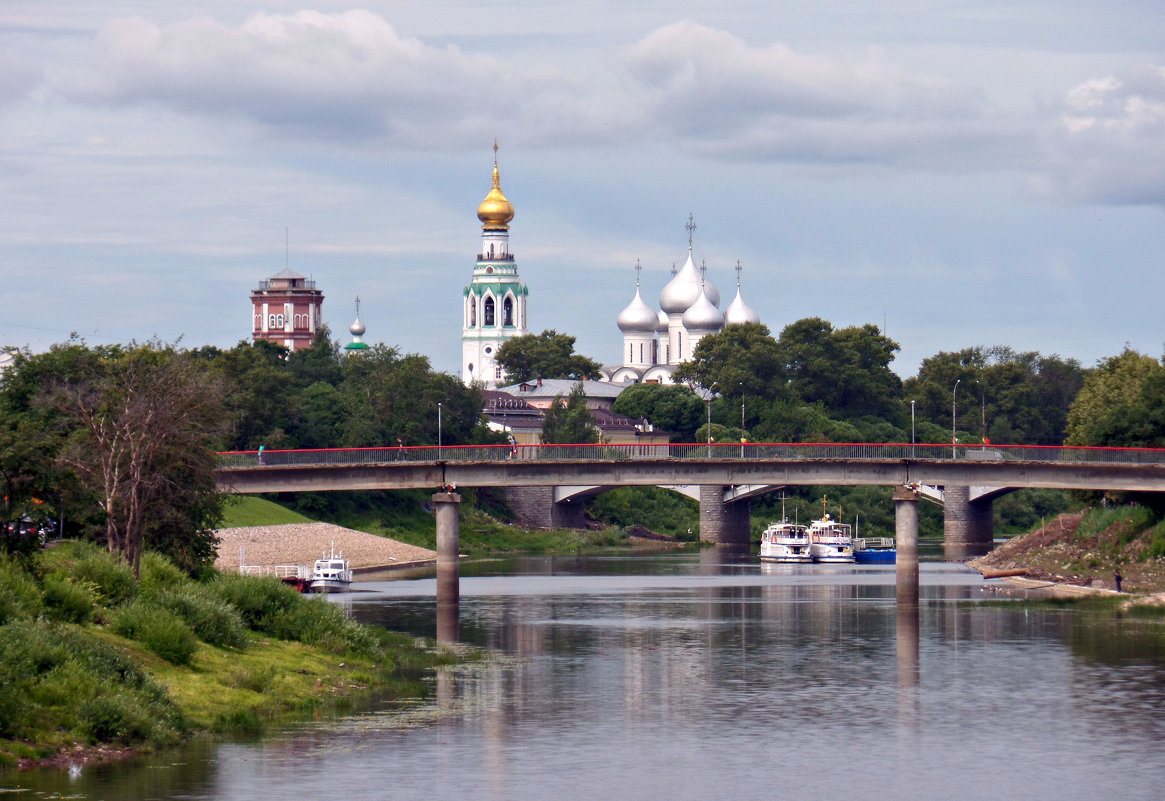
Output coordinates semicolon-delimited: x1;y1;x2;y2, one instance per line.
629;343;633;362
503;296;514;326
484;296;495;326
469;298;477;327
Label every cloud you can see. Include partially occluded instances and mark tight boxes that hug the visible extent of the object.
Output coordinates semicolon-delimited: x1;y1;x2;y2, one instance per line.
1040;64;1165;205
56;12;1020;167
616;21;1014;169
59;10;604;146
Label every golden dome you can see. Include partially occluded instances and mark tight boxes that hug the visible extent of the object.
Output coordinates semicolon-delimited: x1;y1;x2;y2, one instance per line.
477;150;514;230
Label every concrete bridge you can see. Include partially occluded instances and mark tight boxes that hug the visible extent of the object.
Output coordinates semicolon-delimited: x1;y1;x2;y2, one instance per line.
218;442;1165;546
218;442;1164;640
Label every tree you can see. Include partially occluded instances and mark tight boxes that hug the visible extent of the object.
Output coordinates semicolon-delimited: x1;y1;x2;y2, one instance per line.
773;318;901;418
45;343;228;576
612;383;705;441
904;346;1085;445
540;383;599;444
672;322;785;399
494;330;602;384
1066;349;1165;448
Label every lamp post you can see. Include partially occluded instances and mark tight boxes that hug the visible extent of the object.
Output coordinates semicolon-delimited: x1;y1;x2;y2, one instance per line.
976;379;986;444
706;395;711;458
951;379;961;459
740;382;745;459
437;402;443;460
910;400;916;457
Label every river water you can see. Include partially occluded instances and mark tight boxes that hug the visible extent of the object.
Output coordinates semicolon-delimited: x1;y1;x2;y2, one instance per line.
8;549;1165;800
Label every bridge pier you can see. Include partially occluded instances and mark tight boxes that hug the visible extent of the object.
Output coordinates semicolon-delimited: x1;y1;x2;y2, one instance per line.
698;486;751;546
433;491;461;642
894;485;920;608
943;485;994;559
505;486;587;530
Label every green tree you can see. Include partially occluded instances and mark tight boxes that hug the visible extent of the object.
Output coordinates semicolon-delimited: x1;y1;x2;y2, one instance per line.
44;343;228;576
672;322;785;399
540;383;599;444
612;383;705;441
773;318;901;418
904;346;1084;445
494;330;602;384
1066;349;1165;447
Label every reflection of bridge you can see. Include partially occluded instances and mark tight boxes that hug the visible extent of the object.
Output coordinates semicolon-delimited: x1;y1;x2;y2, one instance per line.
218;442;1164;640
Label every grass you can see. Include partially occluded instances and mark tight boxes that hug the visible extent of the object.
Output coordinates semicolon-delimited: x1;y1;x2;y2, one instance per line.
220;496;315;528
0;543;471;767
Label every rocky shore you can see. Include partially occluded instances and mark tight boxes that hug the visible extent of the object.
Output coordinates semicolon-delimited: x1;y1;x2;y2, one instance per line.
968;510;1165;603
215;522;437;573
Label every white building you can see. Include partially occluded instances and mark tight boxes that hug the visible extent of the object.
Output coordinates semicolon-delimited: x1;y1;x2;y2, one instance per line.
606;217;760;384
461;146;529;388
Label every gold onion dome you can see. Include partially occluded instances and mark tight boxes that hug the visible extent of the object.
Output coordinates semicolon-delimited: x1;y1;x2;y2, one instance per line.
477;163;514;230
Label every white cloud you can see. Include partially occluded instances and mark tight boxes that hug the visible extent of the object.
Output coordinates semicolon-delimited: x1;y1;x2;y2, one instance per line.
1042;65;1165;204
56;10;605;147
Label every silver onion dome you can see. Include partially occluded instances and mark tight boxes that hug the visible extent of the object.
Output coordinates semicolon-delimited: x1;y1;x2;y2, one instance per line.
617;287;660;333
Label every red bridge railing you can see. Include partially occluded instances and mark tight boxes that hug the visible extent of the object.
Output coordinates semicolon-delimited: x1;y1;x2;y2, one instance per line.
217;442;1165;469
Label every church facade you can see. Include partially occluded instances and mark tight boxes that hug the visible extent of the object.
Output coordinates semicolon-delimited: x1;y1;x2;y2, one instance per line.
461;147;529;388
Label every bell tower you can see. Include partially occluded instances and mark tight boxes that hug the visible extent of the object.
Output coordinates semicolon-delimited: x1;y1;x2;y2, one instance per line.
462;143;529;387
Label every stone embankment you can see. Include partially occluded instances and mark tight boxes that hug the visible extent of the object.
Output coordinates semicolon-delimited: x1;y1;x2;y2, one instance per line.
215;522;436;574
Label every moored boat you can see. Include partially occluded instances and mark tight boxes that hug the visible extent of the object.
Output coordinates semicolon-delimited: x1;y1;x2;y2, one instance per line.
760;521;811;563
309;545;353;592
853;537;896;564
807;514;855;563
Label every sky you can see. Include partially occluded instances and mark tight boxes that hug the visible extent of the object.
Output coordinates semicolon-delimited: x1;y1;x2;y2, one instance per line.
2;1;1163;379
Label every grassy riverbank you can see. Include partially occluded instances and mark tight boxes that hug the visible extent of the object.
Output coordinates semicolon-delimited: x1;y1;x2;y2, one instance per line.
0;540;466;770
226;493;694;555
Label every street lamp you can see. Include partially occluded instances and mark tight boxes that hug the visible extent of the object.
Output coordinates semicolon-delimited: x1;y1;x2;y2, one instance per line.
910;400;916;457
705;395;712;458
951;379;961;459
740;382;745;459
437;402;443;460
976;379;987;444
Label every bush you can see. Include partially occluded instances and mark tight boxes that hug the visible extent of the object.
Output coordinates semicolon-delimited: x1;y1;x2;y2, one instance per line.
41;574;97;624
0;557;43;624
267;597;377;654
209;573;375;654
152;583;249;650
0;619;184;744
110;601;199;666
37;541;136;606
138;551;189;597
208;573;302;630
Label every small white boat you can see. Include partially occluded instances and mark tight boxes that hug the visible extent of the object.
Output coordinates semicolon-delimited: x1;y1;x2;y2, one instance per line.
309;545;352;592
760;520;812;563
807;514;855;563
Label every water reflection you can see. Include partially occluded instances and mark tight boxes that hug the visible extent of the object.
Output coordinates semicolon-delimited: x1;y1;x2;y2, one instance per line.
9;556;1165;801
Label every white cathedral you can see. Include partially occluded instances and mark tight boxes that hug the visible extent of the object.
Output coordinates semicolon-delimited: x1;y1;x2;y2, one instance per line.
460;149;759;390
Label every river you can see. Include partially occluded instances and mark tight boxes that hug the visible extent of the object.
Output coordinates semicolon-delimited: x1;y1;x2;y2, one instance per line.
8;549;1165;800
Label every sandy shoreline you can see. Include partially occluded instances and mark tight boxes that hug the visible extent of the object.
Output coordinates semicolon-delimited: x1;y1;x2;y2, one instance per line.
215;522;437;574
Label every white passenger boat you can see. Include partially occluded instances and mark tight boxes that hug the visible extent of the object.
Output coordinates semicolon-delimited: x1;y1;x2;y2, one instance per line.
309;545;353;592
759;520;812;563
807;514;855;563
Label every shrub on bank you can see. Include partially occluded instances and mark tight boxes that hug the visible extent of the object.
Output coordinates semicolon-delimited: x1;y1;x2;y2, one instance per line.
39;542;137;606
41;573;98;624
0;618;185;747
0;556;43;624
149;583;250;650
109;601;199;666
